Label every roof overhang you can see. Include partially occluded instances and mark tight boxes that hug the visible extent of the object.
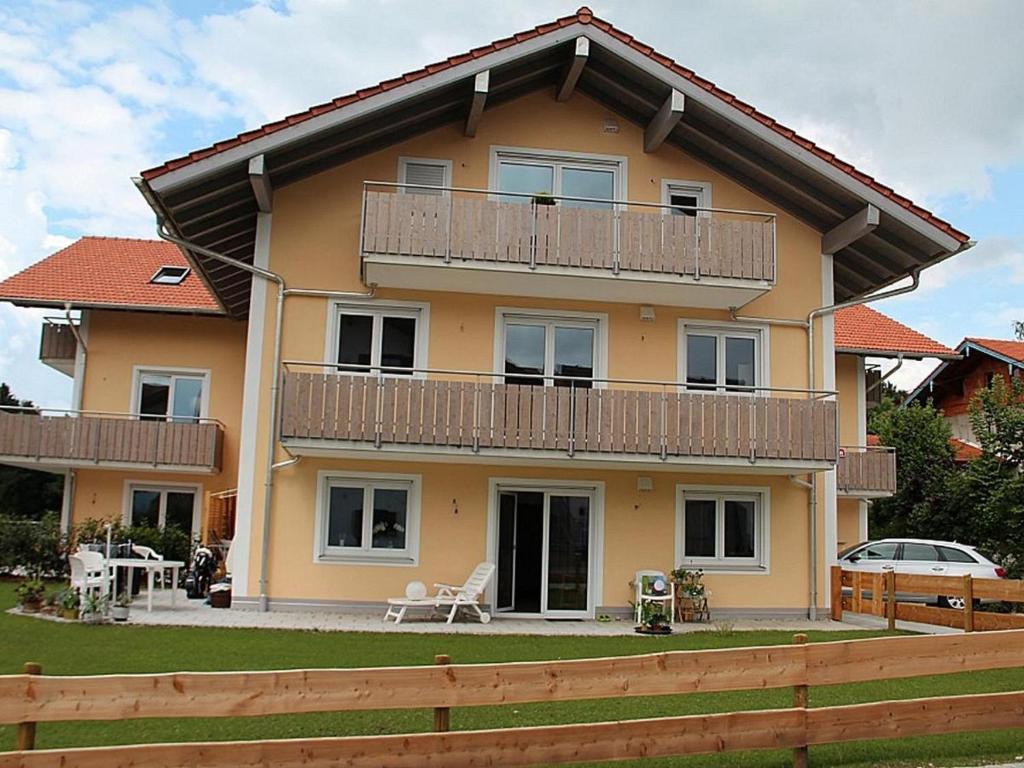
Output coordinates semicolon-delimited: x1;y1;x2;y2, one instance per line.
836;346;961;361
0;296;225;317
137;20;970;320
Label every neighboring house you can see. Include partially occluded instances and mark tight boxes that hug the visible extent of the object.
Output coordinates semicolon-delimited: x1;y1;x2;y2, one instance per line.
833;305;957;550
907;337;1024;448
0;8;972;618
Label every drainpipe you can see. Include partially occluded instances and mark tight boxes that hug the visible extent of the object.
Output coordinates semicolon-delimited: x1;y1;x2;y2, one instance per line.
866;354;903;397
63;303;86;353
788;475;815;618
150;218;374;611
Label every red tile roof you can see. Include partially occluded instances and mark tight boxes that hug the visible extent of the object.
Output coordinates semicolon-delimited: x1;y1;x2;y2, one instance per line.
950;437;982;462
835;304;955;358
139;7;968;245
965;338;1024;365
0;237;222;314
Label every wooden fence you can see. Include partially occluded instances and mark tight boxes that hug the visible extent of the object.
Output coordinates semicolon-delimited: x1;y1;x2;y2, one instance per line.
831;566;1024;632
280;371;838;464
361;190;776;281
2;631;1024;766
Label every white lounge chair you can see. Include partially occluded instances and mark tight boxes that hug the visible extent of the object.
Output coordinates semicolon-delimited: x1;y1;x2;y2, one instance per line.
385;562;495;625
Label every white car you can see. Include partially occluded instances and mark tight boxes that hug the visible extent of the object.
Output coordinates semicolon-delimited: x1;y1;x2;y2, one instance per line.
837;538;1006;609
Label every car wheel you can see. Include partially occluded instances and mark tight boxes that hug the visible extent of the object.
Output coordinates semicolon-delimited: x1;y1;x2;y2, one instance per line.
937;595;980;610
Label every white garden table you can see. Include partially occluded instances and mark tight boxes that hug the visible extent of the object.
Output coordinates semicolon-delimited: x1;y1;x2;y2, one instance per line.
108;558;186;612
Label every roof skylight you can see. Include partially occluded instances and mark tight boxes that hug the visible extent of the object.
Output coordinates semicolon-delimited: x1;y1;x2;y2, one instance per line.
150;266;190;285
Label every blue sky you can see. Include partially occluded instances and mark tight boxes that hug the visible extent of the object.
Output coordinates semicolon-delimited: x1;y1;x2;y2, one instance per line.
1;0;1022;405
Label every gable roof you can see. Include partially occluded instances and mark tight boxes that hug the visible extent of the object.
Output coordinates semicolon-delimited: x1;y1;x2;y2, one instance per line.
906;337;1024;404
835;304;957;360
136;6;971;319
964;337;1024;365
0;237;223;315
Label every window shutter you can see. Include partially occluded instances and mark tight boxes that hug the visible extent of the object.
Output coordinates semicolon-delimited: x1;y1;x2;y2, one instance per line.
402;161;447;194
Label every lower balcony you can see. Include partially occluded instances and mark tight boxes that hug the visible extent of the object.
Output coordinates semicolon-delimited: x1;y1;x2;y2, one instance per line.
279;368;837;472
0;408;223;474
837;446;896;497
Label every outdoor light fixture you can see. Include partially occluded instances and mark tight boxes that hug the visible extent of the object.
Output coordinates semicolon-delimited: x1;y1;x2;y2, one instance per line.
639;305;656;322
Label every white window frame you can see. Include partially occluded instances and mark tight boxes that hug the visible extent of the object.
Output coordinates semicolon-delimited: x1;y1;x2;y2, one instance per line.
122;480;202;539
493;307;608;387
130;366;211;421
314;471;421;566
397;156;452;194
326;299;430;377
488;146;628;204
677;320;770;394
675;484;770;573
661;179;712;217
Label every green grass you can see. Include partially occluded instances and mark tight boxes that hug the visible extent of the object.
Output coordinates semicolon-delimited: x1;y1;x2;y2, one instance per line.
1;581;1021;767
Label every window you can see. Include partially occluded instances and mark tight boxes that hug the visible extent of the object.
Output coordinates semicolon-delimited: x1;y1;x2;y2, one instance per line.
135;370;206;422
316;474;420;564
681;325;762;392
492;149;622;209
900;543;941;561
677;489;766;569
853;542;898;561
127;485;198;537
499;312;602;388
938;545;977;564
333;303;425;375
150;266;189;285
662;180;711;218
398;157;451;195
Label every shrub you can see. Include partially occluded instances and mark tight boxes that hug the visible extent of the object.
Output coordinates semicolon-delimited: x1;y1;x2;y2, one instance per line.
0;513;68;578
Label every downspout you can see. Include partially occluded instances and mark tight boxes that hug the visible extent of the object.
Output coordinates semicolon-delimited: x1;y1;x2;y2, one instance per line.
866;354;903;397
151;220;374;611
63;303;86;353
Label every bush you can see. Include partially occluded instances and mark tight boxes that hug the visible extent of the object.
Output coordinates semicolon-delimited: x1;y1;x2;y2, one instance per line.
0;513;68;578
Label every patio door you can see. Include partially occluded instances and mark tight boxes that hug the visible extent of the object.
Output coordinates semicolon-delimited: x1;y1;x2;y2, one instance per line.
495;487;594;618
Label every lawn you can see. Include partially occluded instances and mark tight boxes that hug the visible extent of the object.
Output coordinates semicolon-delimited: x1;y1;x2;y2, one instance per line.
1;581;1022;767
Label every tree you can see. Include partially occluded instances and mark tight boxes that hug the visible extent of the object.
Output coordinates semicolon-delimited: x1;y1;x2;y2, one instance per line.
969;373;1024;467
868;401;957;539
0;382;64;520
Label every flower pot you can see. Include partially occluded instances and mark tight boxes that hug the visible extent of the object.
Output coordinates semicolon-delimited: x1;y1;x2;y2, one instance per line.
60;608;79;621
111;605;130;622
20;600;42;614
635;624;673;635
81;611;104;625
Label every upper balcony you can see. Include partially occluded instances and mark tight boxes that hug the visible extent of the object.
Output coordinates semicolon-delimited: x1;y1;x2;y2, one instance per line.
0;407;224;475
279;364;836;473
837;445;896;498
39;318;78;377
360;183;777;309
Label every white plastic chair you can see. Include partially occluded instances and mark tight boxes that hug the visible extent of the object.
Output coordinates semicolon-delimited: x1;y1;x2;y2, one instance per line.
384;562;495;624
131;545;169;589
633;569;674;624
69;552;112;600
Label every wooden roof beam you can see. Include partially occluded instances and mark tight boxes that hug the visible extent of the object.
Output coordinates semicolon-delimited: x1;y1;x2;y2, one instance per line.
464;71;489;138
822;204;879;255
644;89;684;153
556;37;589;102
248;154;272;213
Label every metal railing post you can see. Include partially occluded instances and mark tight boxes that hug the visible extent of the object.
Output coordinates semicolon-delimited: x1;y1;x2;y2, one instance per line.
472;377;480;453
694;216;701;280
612;208;621;274
660;386;668;460
568;380;576;457
444;193;454;263
374;374;384;448
529;202;538;270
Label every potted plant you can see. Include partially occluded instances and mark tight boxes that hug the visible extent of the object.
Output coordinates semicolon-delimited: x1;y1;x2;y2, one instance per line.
57;588;80;620
671;568;708;622
635;603;673;635
80;592;108;625
16;579;46;613
531;192;556;206
111;592;131;622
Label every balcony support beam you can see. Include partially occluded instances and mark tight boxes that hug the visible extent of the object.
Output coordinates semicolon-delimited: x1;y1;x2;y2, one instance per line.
644;89;684;153
248;154;272;214
556;37;589;102
464;71;489;138
822;204;880;255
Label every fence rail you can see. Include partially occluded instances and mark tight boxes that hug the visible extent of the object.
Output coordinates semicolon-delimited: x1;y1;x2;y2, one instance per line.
836;445;896;495
279;370;838;464
0;409;223;472
361;185;776;282
831;566;1024;632
2;632;1023;766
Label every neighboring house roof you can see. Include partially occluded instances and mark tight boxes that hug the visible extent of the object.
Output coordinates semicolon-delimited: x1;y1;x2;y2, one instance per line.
135;8;965;247
835;304;957;360
906;337;1024;405
136;6;971;319
950;437;982;463
0;237;223;315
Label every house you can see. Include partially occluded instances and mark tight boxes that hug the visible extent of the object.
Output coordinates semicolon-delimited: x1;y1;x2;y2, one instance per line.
833;304;957;549
907;337;1024;448
0;8;972;619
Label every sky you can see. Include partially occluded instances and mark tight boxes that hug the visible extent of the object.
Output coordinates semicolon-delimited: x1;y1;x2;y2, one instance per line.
1;0;1022;407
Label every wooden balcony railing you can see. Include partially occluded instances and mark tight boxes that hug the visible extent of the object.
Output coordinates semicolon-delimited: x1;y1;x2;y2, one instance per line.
280;368;837;466
837;446;896;496
39;320;77;363
361;183;776;282
0;408;223;473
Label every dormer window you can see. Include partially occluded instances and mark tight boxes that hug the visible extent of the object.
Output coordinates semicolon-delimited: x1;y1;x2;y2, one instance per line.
150;266;189;285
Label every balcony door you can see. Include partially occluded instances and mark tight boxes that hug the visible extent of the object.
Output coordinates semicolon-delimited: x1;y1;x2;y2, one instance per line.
495;486;595;618
493;149;621;209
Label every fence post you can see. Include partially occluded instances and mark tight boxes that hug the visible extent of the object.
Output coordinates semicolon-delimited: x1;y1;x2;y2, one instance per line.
963;574;975;633
16;662;42;751
886;570;896;631
433;654;451;732
829;566;843;621
791;634;809;768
